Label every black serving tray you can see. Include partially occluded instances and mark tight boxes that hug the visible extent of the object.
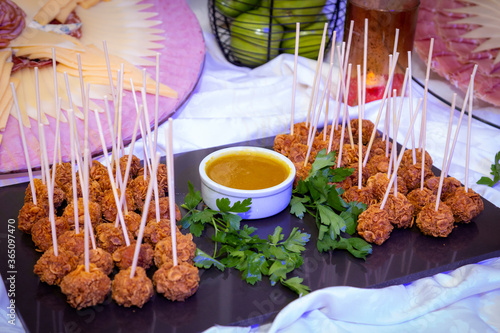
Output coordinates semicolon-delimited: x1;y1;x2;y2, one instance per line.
1;136;499;333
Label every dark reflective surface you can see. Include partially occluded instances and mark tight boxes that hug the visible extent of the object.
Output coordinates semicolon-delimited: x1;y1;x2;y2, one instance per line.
1;137;499;332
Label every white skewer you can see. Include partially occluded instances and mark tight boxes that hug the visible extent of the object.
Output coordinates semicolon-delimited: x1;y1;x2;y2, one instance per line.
94;109;130;246
357;65;363;190
129;79;152;178
420;78;429;190
51;98;62;190
436;94;457;210
419;38;434;150
290;22;300;136
39;123;58;256
130;153;160;278
141;87;161;222
165;119;178;266
35;67;45;185
407;51;416;164
444;65;478;176
362;18;368;118
328;45;345;153
103;40;117;106
82;148;91;272
362;52;400;167
305;23;327;128
465;75;475;193
306;23;328;141
114;100;143;226
154;52;160;153
67;109;79;233
337;64;352;168
11;83;37;205
323;31;337;141
380;99;423;209
304;55;335;166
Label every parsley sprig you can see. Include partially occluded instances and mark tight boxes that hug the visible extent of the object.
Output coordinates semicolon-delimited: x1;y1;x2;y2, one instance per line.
477;151;500;187
180;182;311;296
290;149;372;259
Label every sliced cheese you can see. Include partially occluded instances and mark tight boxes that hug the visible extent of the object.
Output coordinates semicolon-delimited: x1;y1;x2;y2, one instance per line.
34;0;73;25
56;0;78;23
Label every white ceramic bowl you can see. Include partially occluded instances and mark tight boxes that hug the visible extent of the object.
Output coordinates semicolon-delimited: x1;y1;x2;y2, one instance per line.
199;146;296;220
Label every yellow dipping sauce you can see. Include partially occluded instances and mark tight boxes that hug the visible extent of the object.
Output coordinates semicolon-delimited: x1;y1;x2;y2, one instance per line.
206;151;290;190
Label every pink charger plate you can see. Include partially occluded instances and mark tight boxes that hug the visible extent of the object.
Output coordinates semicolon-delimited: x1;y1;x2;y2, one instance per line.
0;0;205;174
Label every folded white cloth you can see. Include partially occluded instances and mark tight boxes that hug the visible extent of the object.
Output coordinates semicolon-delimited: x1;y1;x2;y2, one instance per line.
205;257;500;333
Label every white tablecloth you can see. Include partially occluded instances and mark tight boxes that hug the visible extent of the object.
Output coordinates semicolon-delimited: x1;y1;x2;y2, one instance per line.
1;0;499;332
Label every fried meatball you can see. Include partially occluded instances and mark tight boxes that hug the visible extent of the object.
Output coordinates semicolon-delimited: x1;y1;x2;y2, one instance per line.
416;202;454;237
399;163;434;192
154;233;197;268
128;176;165;211
101;188;136;222
366;173;407;200
142;219;182;247
407;187;437;216
79;248;114;276
400;149;433;170
60;264;111;310
350;118;375;145
115;155;142;180
62;197;102;231
123;211;142;236
383;192;414;229
51;162;73;193
18;201;46;234
341;186;377;207
293;162;311;187
95;223;132;254
366;172;390;200
24;178;66;211
146;197;181;223
273;133;296;157
74;178;103;204
424;176;461;198
112;242;154;270
287;142;308;165
157;163;170;195
338;144;364;168
444;187;484;223
356;204;393;245
31;216;70;252
370;137;391;156
365;154;390;176
153;262;199;302
57;230;86;256
90;160;112;191
112;266;154;308
347;163;370;187
33;247;78;285
332;175;352;192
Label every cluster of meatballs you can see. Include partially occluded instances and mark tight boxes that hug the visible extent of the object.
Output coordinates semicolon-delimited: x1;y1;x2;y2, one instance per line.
18;155;199;310
274;119;484;245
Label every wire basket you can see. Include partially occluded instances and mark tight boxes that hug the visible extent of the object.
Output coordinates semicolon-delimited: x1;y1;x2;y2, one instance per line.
209;0;347;68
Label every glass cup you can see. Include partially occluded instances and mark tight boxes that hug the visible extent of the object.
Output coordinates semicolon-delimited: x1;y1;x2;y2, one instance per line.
343;0;420;106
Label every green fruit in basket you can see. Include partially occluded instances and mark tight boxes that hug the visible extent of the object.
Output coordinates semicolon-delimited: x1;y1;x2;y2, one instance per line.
265;0;327;29
281;17;329;59
215;0;260;18
230;7;284;67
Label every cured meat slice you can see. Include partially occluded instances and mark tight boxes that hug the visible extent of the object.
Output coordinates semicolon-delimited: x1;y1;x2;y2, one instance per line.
414;0;500;106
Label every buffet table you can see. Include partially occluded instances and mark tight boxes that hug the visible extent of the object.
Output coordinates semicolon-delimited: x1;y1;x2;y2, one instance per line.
1;0;499;332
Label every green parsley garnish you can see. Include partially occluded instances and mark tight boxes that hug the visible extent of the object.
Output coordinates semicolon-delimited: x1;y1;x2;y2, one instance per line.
477;151;500;188
180;182;311;296
290;149;372;259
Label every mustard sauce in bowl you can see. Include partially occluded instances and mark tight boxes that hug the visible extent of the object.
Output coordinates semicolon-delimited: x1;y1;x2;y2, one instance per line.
199;147;296;220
